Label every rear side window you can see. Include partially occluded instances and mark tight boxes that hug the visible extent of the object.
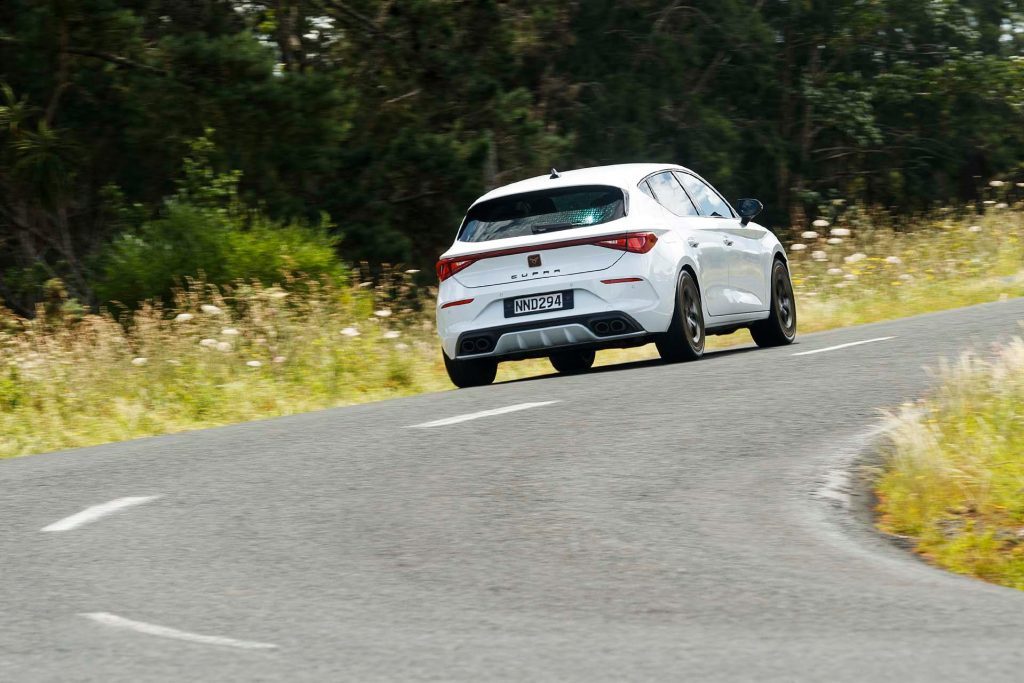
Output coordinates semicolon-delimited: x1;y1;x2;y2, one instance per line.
646;171;699;217
675;172;734;218
459;185;625;242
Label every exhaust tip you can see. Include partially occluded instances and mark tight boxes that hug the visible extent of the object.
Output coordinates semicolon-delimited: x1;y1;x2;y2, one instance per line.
593;321;611;335
460;339;477;354
475;338;492;352
609;319;627;333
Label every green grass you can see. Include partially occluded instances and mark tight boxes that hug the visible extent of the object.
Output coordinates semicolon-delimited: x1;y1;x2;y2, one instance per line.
875;337;1024;588
1;202;1023;459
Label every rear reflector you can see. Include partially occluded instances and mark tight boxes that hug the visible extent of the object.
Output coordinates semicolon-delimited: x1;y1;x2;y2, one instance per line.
441;298;474;309
436;232;659;281
601;277;643;284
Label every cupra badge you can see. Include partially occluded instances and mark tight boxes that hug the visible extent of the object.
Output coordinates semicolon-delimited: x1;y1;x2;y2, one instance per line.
527;254;542;268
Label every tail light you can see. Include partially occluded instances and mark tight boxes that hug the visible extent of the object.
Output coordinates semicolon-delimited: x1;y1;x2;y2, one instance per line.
436;257;476;282
594;233;658;253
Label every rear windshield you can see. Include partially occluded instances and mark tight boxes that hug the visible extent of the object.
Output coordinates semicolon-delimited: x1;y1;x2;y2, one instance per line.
459;185;625;243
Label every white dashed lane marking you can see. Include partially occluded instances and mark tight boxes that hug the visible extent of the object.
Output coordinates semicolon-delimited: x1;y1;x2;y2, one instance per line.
408;401;559;428
41;496;160;532
80;613;278;650
791;336;896;357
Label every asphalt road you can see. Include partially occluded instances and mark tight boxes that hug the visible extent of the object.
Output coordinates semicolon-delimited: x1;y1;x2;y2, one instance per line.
3;299;1024;682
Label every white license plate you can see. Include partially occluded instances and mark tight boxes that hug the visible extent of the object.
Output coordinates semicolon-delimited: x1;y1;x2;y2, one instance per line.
505;290;573;317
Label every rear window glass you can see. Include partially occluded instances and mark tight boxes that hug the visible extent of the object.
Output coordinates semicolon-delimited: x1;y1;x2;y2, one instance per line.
459;185;625;243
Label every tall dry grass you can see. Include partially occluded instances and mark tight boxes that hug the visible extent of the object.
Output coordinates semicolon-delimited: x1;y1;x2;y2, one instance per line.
876;336;1024;588
0;270;449;457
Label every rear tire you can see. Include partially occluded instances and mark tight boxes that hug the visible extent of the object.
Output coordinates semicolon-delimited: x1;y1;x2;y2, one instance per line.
656;270;705;363
549;348;596;374
443;352;498;388
750;259;797;347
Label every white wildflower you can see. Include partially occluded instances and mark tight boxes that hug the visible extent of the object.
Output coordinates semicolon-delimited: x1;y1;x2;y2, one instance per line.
246;360;262;368
1017;183;1024;188
174;313;194;323
131;357;148;366
812;219;830;228
827;268;844;276
801;231;819;240
358;282;373;288
216;341;232;352
272;355;286;363
166;359;182;366
221;328;240;336
404;269;421;275
830;227;851;237
844;253;867;264
885;256;902;265
340;327;360;337
990;180;1005;188
200;304;222;315
827;237;843;245
968;225;983;233
395;343;409;350
271;290;288;299
790;243;808;252
374;309;392;318
382;330;401;339
199;338;218;348
983;200;996;205
995;202;1009;209
811;250;827;261
843;273;858;281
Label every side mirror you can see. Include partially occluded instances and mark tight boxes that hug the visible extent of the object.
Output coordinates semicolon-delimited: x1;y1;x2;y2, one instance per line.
736;198;763;227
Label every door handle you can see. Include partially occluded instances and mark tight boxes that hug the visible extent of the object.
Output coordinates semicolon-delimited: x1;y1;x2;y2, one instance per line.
723;238;734;246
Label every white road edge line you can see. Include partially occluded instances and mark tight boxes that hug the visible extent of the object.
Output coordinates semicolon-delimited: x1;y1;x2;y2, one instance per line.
792;336;896;357
408;401;560;428
41;496;159;532
80;612;278;650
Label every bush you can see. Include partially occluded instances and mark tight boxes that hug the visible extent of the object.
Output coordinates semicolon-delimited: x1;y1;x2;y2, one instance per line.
93;135;344;307
95;203;343;307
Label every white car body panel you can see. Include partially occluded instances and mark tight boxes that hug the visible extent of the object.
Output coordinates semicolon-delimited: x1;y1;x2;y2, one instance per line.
435;163;785;361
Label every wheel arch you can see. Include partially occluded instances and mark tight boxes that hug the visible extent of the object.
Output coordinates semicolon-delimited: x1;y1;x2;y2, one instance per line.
674;257;708;321
675;255;700;288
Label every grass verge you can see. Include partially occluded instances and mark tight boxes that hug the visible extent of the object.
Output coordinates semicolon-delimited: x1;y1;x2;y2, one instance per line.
875;336;1024;588
1;203;1023;458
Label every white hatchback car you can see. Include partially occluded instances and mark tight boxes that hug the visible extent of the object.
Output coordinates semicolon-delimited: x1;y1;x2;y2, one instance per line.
435;163;796;387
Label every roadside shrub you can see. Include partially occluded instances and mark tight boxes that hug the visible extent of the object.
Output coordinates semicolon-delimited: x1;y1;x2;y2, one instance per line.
95;203;342;307
93;134;344;308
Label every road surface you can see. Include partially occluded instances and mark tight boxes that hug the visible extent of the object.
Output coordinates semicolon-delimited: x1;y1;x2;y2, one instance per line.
2;299;1024;681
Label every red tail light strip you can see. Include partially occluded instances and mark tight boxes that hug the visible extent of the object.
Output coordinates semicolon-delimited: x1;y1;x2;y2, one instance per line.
600;277;644;284
436;232;658;281
440;298;475;309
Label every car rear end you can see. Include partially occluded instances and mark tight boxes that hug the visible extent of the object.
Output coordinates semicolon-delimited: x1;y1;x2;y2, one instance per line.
436;183;674;363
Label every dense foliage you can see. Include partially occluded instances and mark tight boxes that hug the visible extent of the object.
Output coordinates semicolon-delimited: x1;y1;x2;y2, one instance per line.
2;0;1023;312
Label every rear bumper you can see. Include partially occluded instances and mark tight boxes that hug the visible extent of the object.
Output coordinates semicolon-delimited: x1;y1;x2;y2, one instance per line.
436;252;676;360
453;312;648;360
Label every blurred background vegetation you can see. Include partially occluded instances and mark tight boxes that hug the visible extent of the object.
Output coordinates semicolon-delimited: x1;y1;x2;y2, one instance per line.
2;0;1024;314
